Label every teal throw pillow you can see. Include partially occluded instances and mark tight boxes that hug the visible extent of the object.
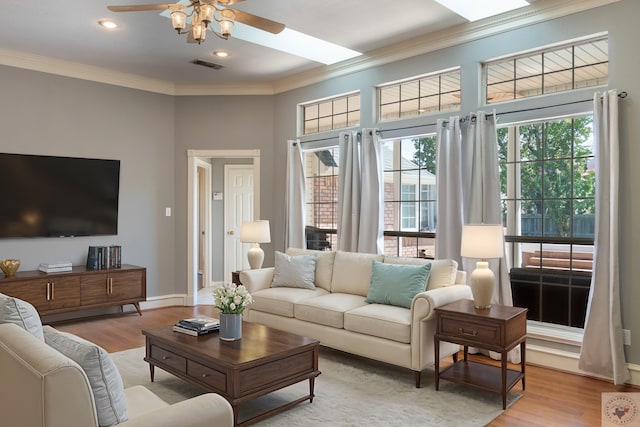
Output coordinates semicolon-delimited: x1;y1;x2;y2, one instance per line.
365;261;431;308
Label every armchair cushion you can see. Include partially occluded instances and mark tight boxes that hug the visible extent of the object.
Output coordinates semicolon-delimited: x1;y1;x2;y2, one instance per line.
0;293;44;341
44;326;128;426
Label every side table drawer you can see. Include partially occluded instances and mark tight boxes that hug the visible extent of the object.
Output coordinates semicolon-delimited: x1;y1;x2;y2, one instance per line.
440;317;502;346
150;345;186;373
187;360;227;392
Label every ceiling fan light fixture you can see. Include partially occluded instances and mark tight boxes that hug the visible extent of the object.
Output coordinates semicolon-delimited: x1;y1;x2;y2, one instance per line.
218;19;234;38
200;4;215;25
192;23;207;44
170;10;187;32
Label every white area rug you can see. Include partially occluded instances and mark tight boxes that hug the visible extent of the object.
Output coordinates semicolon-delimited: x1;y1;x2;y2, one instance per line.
111;346;521;426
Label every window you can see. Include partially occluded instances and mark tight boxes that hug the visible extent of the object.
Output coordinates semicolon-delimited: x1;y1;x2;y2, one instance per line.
485;37;608;104
499;115;595;328
304;148;339;250
383;135;437;258
378;69;461;122
302;93;360;135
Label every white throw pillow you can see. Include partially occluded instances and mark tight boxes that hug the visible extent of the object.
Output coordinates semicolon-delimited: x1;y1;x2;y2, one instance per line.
0;293;44;341
43;326;128;427
271;251;318;289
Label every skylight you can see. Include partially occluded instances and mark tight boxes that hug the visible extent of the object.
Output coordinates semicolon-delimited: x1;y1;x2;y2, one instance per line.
231;25;361;65
434;0;530;22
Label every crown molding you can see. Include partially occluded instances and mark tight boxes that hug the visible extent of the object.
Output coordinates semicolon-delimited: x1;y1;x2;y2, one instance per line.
0;0;620;96
174;83;275;96
0;48;176;95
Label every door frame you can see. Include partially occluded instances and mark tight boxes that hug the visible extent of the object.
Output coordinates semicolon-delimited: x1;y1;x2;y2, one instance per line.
196;159;211;293
187;149;261;305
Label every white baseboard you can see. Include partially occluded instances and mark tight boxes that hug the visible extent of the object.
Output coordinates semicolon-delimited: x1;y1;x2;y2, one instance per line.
140;294;190;309
527;343;640;386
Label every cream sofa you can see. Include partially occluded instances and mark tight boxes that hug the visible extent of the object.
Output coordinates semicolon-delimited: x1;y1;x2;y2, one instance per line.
241;249;473;387
0;322;234;427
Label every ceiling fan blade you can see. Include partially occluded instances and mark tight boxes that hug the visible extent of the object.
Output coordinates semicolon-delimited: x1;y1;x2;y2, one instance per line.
201;0;245;4
230;9;285;34
107;4;184;12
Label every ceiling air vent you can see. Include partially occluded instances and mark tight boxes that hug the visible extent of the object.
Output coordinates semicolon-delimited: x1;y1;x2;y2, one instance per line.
191;59;224;70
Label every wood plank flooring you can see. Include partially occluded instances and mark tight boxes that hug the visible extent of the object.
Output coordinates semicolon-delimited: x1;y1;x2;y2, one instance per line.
52;306;637;426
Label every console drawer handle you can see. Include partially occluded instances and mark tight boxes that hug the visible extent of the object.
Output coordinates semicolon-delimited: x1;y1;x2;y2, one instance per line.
202;373;209;378
459;327;478;336
162;356;170;360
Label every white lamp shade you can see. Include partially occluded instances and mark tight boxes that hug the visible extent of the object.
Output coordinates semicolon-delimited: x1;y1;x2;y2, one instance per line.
460;224;504;259
240;220;271;244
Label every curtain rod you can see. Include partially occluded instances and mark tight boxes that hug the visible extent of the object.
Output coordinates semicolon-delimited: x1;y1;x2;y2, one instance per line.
299;90;628;143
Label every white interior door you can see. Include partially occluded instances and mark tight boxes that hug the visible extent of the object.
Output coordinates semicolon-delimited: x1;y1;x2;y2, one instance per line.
224;165;254;281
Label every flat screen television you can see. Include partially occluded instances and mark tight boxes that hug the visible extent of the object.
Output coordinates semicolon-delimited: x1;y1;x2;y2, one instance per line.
0;153;120;238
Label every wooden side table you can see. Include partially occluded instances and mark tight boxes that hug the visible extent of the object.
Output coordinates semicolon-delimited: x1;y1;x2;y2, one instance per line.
434;299;527;409
231;271;242;286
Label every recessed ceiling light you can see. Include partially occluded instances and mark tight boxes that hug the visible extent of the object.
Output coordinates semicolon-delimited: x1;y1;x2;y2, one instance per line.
213;50;229;58
98;20;118;30
433;0;529;22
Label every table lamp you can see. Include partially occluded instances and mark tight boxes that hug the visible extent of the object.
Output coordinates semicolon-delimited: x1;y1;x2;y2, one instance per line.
240;220;271;269
460;224;504;309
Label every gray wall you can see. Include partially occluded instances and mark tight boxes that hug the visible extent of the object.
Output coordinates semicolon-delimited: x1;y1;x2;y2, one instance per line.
173;95;275;289
0;66;176;297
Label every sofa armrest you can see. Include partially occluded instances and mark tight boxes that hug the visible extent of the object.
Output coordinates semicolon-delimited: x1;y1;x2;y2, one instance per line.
411;284;473;322
120;394;233;427
239;267;275;293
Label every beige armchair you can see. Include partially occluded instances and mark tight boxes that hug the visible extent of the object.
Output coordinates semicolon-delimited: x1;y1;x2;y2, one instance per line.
0;323;233;427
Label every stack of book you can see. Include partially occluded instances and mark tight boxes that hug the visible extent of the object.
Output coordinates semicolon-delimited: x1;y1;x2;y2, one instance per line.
39;262;73;273
86;245;122;270
173;317;220;336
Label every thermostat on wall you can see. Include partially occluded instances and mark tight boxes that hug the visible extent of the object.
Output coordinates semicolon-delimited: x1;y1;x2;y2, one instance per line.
213;192;223;200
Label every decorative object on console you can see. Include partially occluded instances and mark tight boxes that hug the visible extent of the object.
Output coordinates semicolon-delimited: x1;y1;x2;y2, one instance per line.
213;283;253;341
86;245;122;270
240;220;271;269
38;262;72;274
460;224;504;309
0;259;20;277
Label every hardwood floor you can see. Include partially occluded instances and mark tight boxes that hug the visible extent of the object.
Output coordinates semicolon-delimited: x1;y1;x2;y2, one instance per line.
53;306;637;426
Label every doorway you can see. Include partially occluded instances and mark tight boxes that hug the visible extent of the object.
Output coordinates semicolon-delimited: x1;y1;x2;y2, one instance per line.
187;149;261;305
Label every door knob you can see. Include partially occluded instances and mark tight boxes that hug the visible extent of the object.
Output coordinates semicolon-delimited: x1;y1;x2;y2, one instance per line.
228;230;235;236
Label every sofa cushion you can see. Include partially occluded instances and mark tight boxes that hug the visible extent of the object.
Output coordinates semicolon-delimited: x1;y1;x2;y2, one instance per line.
0;293;44;341
286;248;336;291
383;257;458;289
331;251;384;296
294;293;367;329
250;287;329;318
43;326;128;427
365;261;431;308
344;304;412;344
271;251;317;289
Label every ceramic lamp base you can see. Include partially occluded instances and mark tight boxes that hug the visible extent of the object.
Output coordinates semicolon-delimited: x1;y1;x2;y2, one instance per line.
470;261;495;309
247;244;264;269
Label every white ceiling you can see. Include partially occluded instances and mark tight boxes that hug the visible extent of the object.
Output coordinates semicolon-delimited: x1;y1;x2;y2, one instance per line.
0;0;608;93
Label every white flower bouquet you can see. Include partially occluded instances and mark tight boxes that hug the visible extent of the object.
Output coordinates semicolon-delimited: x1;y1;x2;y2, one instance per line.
213;283;254;314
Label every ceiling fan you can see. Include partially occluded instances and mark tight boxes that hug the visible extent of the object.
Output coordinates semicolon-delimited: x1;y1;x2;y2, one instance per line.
107;0;286;44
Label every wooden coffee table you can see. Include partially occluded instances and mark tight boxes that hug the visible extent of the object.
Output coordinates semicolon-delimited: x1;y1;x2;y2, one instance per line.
142;322;321;426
